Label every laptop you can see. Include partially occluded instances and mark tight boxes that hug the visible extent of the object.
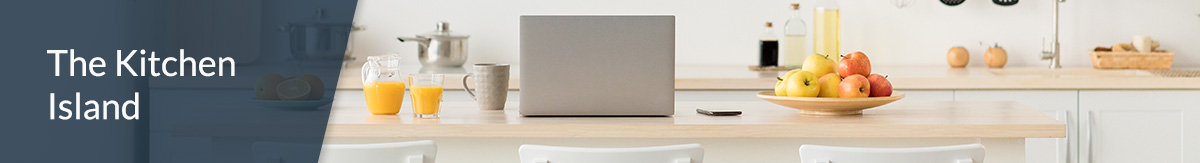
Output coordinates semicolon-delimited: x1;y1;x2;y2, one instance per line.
519;15;675;116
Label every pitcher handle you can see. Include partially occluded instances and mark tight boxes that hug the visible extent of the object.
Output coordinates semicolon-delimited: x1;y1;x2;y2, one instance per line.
462;73;477;101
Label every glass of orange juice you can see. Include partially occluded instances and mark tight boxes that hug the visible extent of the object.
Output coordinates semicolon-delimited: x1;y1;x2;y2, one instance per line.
408;74;444;118
362;54;406;115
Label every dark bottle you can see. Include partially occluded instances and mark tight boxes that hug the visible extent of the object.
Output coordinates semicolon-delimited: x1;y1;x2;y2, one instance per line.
759;22;780;67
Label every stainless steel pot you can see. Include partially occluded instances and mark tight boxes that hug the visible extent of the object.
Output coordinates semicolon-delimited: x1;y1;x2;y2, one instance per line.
281;9;356;61
398;22;469;67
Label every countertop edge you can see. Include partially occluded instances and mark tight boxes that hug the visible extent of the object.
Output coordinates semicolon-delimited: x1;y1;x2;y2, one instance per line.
321;123;1066;139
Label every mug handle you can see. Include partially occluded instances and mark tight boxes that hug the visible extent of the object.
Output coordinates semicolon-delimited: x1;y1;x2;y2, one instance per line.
462;73;477;101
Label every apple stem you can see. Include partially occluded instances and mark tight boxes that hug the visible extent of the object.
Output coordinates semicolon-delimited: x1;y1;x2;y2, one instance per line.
777;77;783;81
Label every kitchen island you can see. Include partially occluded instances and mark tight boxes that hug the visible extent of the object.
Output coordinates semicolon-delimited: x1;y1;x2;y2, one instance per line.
318;64;1200;163
147;64;1196;163
321;91;1065;163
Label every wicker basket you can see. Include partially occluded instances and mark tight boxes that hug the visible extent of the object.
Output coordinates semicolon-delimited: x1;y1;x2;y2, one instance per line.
1089;51;1174;69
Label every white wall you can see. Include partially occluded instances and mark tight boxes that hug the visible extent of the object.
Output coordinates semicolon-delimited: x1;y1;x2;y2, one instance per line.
350;0;1200;67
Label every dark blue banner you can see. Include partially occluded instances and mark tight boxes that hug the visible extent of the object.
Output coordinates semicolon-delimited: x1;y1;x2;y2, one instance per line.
2;0;357;162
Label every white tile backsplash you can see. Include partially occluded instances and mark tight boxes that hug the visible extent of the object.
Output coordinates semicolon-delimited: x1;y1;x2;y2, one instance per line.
349;0;1200;67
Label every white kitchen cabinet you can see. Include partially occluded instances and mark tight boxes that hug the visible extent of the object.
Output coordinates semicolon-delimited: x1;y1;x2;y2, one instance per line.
954;90;1078;163
1079;90;1200;163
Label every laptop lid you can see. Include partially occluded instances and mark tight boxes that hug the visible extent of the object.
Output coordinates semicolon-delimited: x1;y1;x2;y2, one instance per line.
519;15;675;116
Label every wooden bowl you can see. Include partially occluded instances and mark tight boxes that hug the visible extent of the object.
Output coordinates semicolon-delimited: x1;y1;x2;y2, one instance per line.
756;91;906;116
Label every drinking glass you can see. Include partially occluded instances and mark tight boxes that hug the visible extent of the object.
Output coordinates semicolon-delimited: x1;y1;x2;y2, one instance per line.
408;74;444;118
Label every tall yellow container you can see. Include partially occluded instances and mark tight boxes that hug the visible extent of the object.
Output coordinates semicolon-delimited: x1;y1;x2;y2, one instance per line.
813;0;840;62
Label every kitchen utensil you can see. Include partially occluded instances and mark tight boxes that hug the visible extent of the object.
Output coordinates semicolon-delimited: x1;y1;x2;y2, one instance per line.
756;91;906;116
281;9;354;61
462;64;511;110
992;0;1018;6
362;53;407;115
941;0;965;6
398;22;470;67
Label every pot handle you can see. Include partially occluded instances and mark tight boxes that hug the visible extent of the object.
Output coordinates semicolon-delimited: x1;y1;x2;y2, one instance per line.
397;37;430;46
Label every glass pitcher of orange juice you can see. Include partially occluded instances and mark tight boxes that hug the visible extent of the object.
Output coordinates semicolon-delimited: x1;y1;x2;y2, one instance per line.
362;54;406;115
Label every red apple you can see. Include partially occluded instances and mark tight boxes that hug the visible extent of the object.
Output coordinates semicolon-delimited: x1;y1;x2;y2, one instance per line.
838;74;871;98
837;51;872;78
866;74;892;97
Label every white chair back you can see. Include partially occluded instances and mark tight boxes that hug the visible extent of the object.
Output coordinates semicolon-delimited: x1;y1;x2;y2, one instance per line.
252;140;437;163
319;140;437;163
798;144;985;163
519;144;703;163
252;142;320;163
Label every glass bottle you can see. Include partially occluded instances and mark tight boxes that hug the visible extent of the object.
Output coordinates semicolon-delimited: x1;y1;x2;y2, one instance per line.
783;3;809;67
759;22;780;67
813;0;840;62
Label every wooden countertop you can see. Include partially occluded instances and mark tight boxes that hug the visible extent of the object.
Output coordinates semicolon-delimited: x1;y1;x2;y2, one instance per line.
339;64;1200;90
325;101;1066;138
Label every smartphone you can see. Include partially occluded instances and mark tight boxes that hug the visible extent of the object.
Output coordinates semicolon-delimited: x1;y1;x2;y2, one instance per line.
696;108;742;116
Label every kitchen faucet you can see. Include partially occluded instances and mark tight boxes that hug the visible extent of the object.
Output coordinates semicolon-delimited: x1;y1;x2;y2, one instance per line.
1041;0;1065;69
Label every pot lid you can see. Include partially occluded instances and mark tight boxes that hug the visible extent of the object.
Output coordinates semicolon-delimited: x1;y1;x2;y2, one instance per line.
416;22;469;40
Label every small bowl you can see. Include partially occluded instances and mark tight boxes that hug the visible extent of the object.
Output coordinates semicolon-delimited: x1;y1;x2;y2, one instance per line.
756;91;906;116
249;97;334;110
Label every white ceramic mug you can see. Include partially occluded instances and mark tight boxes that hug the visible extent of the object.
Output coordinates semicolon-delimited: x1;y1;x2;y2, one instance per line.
462;64;510;110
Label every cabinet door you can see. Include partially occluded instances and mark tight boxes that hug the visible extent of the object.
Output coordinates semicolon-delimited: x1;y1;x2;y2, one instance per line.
955;90;1077;163
1079;90;1200;163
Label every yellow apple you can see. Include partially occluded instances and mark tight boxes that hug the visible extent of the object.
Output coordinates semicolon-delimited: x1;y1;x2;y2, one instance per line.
817;73;841;97
774;69;804;96
802;53;837;77
786;71;820;97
